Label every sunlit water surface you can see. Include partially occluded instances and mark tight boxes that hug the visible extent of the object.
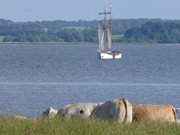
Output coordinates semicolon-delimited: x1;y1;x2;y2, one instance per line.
0;43;180;117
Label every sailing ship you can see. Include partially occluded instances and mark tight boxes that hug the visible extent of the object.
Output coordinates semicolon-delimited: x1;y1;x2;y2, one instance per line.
97;9;122;60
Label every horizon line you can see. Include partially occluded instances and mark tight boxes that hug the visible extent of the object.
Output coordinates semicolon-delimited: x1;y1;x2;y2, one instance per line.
1;17;180;23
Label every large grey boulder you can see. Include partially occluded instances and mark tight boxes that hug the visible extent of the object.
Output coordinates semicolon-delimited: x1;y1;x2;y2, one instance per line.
132;104;176;122
91;98;133;123
57;103;102;119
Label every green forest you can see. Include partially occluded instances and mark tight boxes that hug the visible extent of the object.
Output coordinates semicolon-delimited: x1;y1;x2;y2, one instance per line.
0;19;180;43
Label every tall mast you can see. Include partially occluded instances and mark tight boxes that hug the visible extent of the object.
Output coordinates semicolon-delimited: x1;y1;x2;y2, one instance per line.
108;1;112;49
98;4;112;51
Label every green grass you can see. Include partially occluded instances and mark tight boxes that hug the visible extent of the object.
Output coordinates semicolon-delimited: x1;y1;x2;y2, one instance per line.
0;117;179;135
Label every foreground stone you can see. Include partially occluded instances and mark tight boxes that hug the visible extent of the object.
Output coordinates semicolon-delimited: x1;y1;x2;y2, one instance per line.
132;104;176;122
91;98;132;123
57;103;102;119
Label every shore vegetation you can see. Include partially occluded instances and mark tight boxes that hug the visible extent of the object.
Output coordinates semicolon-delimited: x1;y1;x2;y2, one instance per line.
0;117;180;135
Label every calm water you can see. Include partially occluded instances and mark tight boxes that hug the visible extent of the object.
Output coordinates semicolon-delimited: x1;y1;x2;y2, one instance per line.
0;43;180;117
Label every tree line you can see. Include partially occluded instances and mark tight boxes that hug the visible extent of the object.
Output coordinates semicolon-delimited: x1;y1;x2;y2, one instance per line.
125;20;180;43
0;19;180;43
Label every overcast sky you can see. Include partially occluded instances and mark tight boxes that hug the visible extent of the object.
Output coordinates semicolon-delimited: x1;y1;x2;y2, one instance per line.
0;0;180;21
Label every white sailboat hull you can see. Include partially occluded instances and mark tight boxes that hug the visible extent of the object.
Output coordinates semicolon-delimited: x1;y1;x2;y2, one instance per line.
97;51;122;60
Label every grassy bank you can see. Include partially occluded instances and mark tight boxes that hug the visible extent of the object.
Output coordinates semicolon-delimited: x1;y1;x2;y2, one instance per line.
0;117;180;135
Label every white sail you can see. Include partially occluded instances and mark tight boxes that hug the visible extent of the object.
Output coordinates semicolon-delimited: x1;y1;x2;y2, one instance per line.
107;26;112;49
98;25;105;51
100;32;105;51
98;17;112;51
98;25;102;50
104;28;108;51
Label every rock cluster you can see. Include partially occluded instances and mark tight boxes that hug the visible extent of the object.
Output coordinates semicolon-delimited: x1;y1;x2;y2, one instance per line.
42;98;177;123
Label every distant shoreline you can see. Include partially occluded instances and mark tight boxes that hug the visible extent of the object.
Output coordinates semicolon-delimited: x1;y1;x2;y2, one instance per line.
1;18;180;44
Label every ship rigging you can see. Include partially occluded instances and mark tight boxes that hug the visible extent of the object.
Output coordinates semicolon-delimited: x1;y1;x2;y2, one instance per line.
97;6;122;60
